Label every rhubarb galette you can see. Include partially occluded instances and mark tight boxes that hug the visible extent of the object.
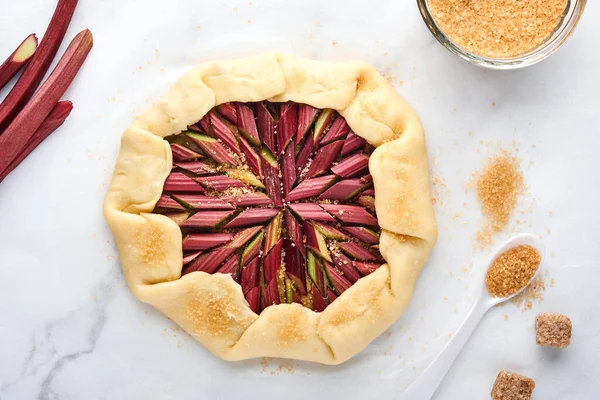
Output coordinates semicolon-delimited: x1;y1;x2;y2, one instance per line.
103;54;437;365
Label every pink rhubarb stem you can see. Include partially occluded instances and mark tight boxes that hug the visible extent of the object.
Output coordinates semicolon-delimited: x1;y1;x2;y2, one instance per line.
0;34;38;92
0;0;78;131
0;100;72;183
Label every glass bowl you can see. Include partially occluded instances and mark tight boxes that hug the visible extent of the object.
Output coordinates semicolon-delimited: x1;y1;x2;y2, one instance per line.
417;0;587;70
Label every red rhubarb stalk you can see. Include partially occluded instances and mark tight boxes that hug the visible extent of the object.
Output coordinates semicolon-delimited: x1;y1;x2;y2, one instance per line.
241;257;261;294
318;178;370;201
0;29;93;176
277;102;298;155
236;103;260;146
172;194;234;210
341;131;367;156
220;192;273;207
171;144;203;162
0;34;38;91
223;208;279;228
259;147;283;207
281;143;296;196
256;102;276;154
241;233;264;267
320;204;379;226
194;175;247;191
174;161;215;175
163;173;205;192
263;238;283;283
286;174;338;202
285;210;305;257
331;153;370;178
181;210;235;229
210;113;241;156
0;0;79;131
320;115;350;145
305;140;344;179
288;203;336;222
0;100;71;182
217;102;237;124
297;104;319;143
155;194;185;212
182;233;234;251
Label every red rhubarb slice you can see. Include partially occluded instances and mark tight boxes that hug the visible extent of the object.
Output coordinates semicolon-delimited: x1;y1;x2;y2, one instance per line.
217;254;240;280
341;131;367;156
284;210;305;257
237;134;262;177
277;102;298;155
236;103;260;146
217;102;237;124
181;210;235;229
313;109;336;146
305;140;344;179
182;233;234;251
320;204;379;226
353;262;381;276
240;232;264;267
171;144;203;162
230;226;264;248
156;194;184;211
0;34;38;92
358;195;376;213
256;102;276;154
281;143;296;196
0;0;78;132
172;194;233;210
337;242;380;261
163;173;205;193
241;256;260;294
210;113;241;156
288;203;336;222
174;161;215;175
312;222;349;241
327;288;338;303
263;277;281;308
263;212;283;255
325;262;352;295
303;221;332;262
284;239;307;294
187;132;238;166
220;191;273;207
0;29;93;175
295;134;315;179
312;285;327;312
263;238;283;283
297;104;319;143
318;178;371;201
321;115;350;145
361;188;375;196
224;208;279;229
198;114;211;134
331;153;370;178
286;175;338;202
307;251;326;295
259;147;283;207
164;213;190;226
246;286;260;314
183;251;201;266
331;251;361;283
342;226;380;244
194;175;247;191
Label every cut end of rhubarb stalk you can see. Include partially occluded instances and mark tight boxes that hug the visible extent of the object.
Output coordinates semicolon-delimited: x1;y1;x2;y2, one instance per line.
13;34;39;63
154;100;385;314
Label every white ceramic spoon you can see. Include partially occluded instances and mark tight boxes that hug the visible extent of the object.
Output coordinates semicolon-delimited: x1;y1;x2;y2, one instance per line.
397;233;546;400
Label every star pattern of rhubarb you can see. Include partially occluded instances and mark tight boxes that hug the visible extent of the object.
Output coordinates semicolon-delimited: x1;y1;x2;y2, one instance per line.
153;101;383;314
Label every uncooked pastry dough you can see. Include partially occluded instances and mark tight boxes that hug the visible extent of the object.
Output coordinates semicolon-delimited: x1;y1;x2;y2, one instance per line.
103;54;437;364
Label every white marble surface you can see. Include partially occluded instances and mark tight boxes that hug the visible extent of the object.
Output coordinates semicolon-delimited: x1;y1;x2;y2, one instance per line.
1;1;599;399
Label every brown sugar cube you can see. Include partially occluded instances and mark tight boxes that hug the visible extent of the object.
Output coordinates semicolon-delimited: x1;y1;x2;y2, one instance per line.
491;370;535;400
535;312;572;348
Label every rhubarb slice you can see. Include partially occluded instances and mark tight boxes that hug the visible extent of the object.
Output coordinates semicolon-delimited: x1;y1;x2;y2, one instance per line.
182;233;234;251
341;131;367;156
342;226;380;244
224;208;279;229
331;153;370;178
0;0;78;132
331;251;361;283
246;286;260;314
312;222;349;241
236;135;262;177
284;210;305;257
361;188;375;196
263;212;283;255
181;210;235;229
155;194;184;212
174;161;215;175
320;204;379;226
284;239;307;295
172;194;234;210
183;251;201;266
313;109;335;145
303;221;332;262
263;238;283;283
171;144;203;162
288;203;336;222
164;173;205;193
164;213;190;226
281;143;296;196
210;113;241;155
318;178;371;201
305;141;344;179
263;277;281;308
187;132;238;166
220;191;273;207
217;102;237;124
198;114;211;134
194;175;247;191
321;115;350;145
353;262;381;276
337;242;380;261
259;147;283;207
327;288;338;303
0;29;92;176
218;254;240;280
277;102;298;155
256;102;276;154
295;134;315;179
241;232;264;267
297;104;319;143
286;175;338;202
312;285;327;312
224;167;264;189
0;34;38;92
324;262;352;295
236;103;260;146
358;195;376;213
241;256;260;294
307;251;326;294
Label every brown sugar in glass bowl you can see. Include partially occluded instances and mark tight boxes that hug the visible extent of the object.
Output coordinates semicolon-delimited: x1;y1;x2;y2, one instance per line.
417;0;587;70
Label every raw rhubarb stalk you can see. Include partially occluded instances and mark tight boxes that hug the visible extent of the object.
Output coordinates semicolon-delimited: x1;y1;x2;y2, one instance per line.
318;178;371;201
0;34;38;91
331;153;370;178
324;262;352;295
163;173;205;192
312;222;349;240
341;131;367;156
246;286;260;314
0;0;78;132
320;204;379;226
285;210;305;257
198;114;211;133
217;102;237;124
241;233;264;267
305;140;344;179
342;226;380;244
281;143;296;196
263;212;283;255
256;102;276;154
259;147;283;207
277;102;298;155
171;144;202;162
337;242;380;261
155;194;184;211
358;195;376;213
327;288;338;303
313;109;336;145
286;175;338;202
224;208;279;228
284;239;307;294
164;213;189;225
0;29;92;175
288;203;336;222
320;115;350;145
210;113;241;155
361;188;375;196
236;103;260;146
331;251;361;283
263;277;281;308
353;262;381;276
183;233;234;251
229;226;264;248
312;285;327;312
181;210;235;229
307;251;326;294
263;238;283;283
182;251;201;266
295;134;314;178
0;100;71;182
187;124;202;132
236;134;262;177
172;194;234;210
217;254;240;280
241;256;260;294
297;104;319;143
303;221;332;262
187;132;238;166
223;168;263;189
194;175;247;191
174;161;214;175
184;247;236;274
221;192;273;207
